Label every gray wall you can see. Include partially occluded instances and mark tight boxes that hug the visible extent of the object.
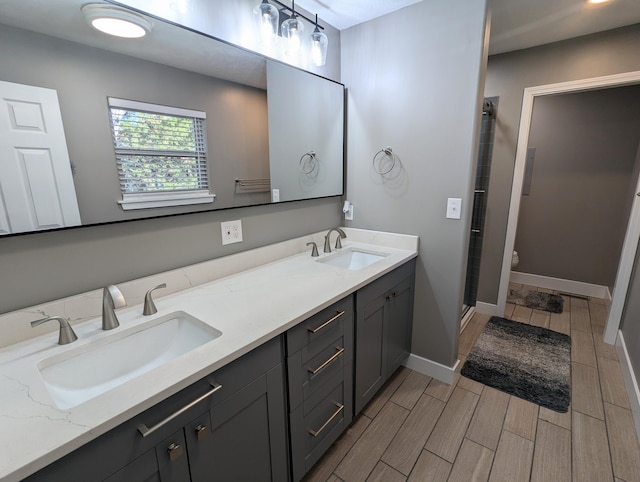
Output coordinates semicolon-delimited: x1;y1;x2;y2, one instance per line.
1;24;270;226
515;86;640;288
622;245;640;386
479;24;640;304
0;197;341;314
342;0;489;367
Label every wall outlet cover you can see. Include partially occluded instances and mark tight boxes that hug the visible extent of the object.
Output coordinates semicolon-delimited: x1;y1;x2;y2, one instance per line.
221;220;243;245
446;198;462;220
272;188;280;202
345;204;354;221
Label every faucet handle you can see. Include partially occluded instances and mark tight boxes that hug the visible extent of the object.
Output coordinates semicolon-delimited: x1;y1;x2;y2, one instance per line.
335;236;343;249
31;316;78;345
143;283;167;316
306;242;319;257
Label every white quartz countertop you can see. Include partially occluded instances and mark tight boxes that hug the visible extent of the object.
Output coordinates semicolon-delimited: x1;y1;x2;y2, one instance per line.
0;228;418;481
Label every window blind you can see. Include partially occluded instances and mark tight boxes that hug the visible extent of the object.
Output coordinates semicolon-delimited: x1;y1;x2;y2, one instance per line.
108;97;208;195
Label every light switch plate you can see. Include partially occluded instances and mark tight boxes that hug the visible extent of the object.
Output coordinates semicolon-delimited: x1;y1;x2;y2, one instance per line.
221;220;243;245
446;198;462;219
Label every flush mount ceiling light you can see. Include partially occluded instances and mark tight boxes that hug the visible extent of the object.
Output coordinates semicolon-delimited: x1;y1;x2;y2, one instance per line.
82;4;152;39
588;0;612;4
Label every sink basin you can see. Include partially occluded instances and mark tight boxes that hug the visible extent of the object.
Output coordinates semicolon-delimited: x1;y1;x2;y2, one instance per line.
318;248;388;270
37;311;221;409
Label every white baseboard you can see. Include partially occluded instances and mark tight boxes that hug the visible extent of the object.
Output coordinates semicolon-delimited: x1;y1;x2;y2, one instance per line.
403;354;459;385
510;271;611;300
616;331;640;443
475;301;502;316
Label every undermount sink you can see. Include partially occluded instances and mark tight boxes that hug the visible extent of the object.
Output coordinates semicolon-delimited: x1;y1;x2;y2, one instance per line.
318;248;388;270
37;311;221;409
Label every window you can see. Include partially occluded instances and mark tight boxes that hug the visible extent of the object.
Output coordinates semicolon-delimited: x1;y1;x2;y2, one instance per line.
108;97;214;210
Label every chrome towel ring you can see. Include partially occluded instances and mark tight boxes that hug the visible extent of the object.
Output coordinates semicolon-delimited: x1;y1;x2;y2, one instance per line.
372;147;396;175
300;150;319;175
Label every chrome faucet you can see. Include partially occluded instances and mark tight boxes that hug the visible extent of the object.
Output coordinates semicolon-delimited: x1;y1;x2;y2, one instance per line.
143;283;167;315
31;316;78;345
323;227;347;253
102;284;126;330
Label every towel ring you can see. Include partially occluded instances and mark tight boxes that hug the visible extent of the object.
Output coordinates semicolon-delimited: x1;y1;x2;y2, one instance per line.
372;147;396;175
300;151;319;175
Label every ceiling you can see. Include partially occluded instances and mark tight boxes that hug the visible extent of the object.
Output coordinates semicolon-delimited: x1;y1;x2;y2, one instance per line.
295;0;640;55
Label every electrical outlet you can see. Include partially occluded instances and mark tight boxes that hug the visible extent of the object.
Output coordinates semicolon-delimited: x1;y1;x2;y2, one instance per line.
221;220;243;245
345;204;354;221
272;188;280;202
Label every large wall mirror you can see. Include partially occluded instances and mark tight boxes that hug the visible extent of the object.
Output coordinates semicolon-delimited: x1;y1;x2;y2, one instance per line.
0;0;344;236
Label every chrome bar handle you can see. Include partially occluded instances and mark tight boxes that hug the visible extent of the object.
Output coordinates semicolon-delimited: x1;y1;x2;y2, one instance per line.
309;402;344;437
137;382;222;438
307;310;345;334
308;347;344;375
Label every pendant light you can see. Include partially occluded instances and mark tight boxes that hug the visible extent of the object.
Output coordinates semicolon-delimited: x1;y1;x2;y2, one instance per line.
281;0;304;56
310;14;328;67
253;0;279;43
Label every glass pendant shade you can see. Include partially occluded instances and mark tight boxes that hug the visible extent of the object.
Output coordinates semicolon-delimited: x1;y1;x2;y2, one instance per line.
281;15;304;56
310;26;328;66
253;0;279;43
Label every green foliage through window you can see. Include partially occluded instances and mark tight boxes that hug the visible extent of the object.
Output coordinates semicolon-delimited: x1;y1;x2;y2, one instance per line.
108;101;208;195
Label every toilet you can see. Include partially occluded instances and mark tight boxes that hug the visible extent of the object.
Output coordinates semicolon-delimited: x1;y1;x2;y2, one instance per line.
511;251;519;269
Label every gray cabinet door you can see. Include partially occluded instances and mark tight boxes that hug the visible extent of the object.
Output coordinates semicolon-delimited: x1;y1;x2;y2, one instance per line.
186;364;288;482
355;260;416;414
386;275;415;374
354;292;386;414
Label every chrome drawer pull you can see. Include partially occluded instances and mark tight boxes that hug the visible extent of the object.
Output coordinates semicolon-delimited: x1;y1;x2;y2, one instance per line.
309;402;344;437
137;382;222;438
307;310;345;334
308;347;345;375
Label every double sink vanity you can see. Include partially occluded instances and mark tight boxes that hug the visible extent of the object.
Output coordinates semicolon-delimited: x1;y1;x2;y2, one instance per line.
0;228;418;481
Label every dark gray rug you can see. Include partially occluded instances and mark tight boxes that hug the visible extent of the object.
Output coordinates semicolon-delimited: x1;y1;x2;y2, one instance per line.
461;316;571;412
507;287;564;313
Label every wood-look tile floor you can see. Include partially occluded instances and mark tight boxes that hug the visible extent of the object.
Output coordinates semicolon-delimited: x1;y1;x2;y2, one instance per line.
303;284;640;482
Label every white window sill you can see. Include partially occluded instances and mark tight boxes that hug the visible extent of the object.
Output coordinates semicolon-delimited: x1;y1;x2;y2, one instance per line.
118;191;216;210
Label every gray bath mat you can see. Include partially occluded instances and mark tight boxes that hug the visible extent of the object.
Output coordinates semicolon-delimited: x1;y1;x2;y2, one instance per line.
461;316;571;412
507;287;564;313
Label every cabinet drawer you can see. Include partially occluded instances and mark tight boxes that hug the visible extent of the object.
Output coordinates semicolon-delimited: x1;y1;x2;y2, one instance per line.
290;375;352;482
287;295;354;354
288;332;349;411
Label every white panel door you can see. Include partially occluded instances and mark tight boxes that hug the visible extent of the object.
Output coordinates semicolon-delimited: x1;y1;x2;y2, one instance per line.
0;80;80;234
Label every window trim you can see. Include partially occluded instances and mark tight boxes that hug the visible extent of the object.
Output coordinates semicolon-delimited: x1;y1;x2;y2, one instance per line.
108;97;214;210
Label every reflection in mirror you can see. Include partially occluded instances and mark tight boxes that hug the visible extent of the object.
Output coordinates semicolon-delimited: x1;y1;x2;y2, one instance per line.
267;61;345;203
0;0;344;236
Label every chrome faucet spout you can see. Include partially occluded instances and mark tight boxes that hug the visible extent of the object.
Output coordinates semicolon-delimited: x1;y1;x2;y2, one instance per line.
323;227;347;253
102;285;126;330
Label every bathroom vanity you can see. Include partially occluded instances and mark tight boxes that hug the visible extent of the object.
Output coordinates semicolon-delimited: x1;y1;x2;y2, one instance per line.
0;228;418;481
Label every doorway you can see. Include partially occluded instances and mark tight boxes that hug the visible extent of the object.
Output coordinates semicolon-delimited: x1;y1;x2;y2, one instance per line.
497;71;640;344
